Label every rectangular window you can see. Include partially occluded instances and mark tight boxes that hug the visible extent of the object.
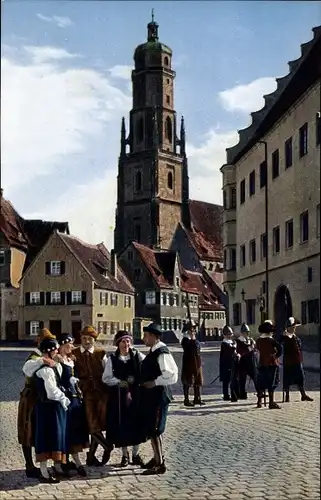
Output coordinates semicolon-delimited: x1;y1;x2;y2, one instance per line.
249;170;255;196
124;295;131;308
0;249;5;266
30;292;40;304
30;321;40;336
259;161;267;188
240;244;246;267
134;268;141;281
175;277;180;287
260;233;267;260
300;211;309;243
307;267;313;283
145;290;156;305
301;301;307;325
240;179;245;204
161;292;167;306
230;248;236;270
272;149;279;179
50;261;61;275
285;219;293;249
273;226;280;254
317;204;320;238
307;299;320;324
111;293;118;306
100;292;108;305
299;122;308;157
230;187;236;209
285;137;293;169
233;303;241;326
249;239;256;264
316;112;321;146
50;291;61;304
223;250;227;270
166;95;170;105
223;190;228;209
174;294;179;307
246;299;256;325
71;291;82;304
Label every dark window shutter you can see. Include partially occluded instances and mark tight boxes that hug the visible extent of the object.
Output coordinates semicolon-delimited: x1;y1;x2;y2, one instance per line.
46;292;51;305
25;321;30;336
66;291;72;305
25;292;30;306
60;292;65;305
40;292;45;305
141;292;146;305
45;262;51;275
39;321;44;330
156;291;160;304
82;291;87;305
60;261;65;275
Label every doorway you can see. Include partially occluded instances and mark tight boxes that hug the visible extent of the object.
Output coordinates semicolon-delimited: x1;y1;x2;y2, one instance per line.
71;321;82;345
49;320;62;337
5;321;18;342
274;285;293;339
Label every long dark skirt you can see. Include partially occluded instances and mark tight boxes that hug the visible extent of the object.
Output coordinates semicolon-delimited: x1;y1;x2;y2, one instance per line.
67;397;90;454
34;401;67;463
283;364;304;388
139;387;170;439
257;366;279;393
106;386;142;448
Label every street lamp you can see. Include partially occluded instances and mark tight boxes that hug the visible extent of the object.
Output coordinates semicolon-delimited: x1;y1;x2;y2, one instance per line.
258;140;269;319
241;289;246;301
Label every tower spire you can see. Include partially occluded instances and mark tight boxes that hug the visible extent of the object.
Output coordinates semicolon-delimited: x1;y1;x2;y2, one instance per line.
180;116;186;155
147;9;159;42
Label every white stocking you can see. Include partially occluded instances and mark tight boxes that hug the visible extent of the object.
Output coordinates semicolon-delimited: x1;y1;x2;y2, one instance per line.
132;445;139;457
54;461;63;473
40;461;49;478
121;446;129;457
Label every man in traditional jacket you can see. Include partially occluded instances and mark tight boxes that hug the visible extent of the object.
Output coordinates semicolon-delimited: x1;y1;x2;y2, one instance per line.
256;320;282;409
102;330;145;467
73;325;113;466
139;322;178;475
236;323;258;400
18;328;56;478
282;317;313;403
219;325;239;402
181;320;204;406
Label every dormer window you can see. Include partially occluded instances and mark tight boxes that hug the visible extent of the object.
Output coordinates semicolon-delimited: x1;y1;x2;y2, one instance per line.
175;277;180;287
45;260;65;276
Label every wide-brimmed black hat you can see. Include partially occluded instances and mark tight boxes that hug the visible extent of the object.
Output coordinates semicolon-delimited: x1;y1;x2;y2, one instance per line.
39;338;59;353
258;320;276;334
114;330;133;346
143;322;163;337
286;317;301;328
57;333;74;345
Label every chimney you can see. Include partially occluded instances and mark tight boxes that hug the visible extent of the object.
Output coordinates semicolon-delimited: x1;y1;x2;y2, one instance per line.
110;249;118;280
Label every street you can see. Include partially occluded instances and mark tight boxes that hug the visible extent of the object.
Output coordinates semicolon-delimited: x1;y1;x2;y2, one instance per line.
0;348;320;500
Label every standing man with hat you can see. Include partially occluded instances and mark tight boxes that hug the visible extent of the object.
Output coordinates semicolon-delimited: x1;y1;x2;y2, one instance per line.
102;330;145;467
256;320;282;409
236;323;258;400
19;328;56;478
219;325;239;402
139;322;178;475
181;320;204;407
282;317;313;403
73;325;113;466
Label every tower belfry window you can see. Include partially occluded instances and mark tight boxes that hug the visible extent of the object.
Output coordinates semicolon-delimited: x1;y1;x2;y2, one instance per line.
134;224;141;243
135;171;142;191
164;56;169;67
167;172;173;190
165;116;173;142
136;117;144;143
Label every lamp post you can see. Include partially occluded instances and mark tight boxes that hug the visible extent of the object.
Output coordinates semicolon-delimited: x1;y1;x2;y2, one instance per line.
258;140;269;319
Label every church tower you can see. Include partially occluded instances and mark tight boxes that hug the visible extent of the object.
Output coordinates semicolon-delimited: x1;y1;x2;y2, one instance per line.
114;13;190;254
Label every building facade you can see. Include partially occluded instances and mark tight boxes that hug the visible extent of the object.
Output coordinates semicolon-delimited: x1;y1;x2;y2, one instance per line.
20;231;135;342
221;26;321;338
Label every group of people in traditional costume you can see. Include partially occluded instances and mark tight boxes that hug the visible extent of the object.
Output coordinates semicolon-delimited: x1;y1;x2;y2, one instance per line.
219;317;313;409
17;322;178;483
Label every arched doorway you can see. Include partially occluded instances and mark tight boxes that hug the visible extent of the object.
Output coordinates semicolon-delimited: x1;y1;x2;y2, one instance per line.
274;285;293;339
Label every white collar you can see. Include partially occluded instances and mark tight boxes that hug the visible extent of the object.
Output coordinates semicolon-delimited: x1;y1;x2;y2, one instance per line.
239;336;247;342
151;341;166;352
34;348;41;356
222;338;233;345
259;333;272;339
284;333;295;338
80;345;95;354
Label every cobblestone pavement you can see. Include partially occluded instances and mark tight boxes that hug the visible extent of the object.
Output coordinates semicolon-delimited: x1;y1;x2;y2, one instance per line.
0;350;320;500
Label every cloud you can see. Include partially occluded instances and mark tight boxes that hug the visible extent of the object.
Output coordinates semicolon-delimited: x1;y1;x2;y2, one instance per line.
36;13;74;28
23;45;80;64
109;65;132;80
218;77;277;114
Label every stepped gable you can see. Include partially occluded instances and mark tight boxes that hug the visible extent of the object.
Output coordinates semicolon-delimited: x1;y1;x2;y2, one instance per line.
132;242;176;288
184;200;223;261
225;25;321;166
59;233;134;294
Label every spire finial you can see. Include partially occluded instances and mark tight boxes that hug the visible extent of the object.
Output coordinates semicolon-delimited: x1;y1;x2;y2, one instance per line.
147;8;159;42
151;8;154;22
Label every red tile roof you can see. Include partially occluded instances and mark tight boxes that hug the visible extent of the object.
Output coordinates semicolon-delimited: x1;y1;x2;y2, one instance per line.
185;200;223;261
60;233;134;294
180;268;225;311
0;196;28;250
132;242;176;288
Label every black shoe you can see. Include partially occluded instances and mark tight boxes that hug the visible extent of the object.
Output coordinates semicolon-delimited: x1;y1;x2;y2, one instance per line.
269;402;281;409
239;394;248;400
63;461;77;472
142;462;166;475
120;454;129;467
194;400;205;406
223;395;231;401
25;467;40;479
301;394;313;402
86;453;102;467
101;448;112;466
76;465;87;477
230;398;238;403
140;458;156;469
52;466;70;478
132;454;144;467
39;473;60;484
184;400;194;407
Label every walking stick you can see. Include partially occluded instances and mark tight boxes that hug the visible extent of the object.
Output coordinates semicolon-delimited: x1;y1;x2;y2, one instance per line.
210;374;220;385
